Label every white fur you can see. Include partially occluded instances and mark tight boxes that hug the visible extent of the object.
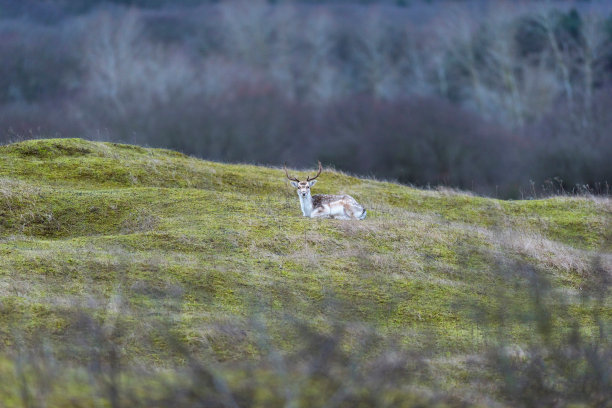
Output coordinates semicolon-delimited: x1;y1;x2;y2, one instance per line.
296;189;366;220
299;193;314;217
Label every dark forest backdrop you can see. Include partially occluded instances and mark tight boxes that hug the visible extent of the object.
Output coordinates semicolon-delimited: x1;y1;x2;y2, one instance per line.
1;0;611;197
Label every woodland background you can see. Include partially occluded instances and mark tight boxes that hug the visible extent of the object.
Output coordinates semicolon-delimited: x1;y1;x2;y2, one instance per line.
1;0;611;197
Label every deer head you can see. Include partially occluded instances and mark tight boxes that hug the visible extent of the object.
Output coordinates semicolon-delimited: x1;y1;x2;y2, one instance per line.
284;161;322;198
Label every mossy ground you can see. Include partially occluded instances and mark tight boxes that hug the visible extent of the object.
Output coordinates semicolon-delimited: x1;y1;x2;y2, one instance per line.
0;138;610;406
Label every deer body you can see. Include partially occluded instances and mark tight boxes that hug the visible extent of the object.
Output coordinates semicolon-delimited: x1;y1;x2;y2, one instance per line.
285;162;367;220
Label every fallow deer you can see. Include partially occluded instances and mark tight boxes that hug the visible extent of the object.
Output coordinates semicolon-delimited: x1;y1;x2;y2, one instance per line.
284;161;367;220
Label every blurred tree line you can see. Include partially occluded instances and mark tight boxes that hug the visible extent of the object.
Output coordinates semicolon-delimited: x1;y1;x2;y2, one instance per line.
0;0;611;197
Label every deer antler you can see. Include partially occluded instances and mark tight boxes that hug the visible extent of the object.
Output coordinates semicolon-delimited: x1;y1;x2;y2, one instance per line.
307;161;322;181
284;162;300;182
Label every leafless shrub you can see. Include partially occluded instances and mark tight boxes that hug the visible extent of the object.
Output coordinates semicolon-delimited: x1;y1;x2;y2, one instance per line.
478;259;612;407
310;96;520;196
2;253;610;407
525;88;612;194
2;301;467;407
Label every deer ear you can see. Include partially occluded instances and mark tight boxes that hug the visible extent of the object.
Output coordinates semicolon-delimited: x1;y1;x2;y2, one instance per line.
308;180;317;187
290;181;299;188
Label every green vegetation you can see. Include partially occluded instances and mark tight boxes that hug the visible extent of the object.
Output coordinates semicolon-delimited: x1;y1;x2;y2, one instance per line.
0;138;610;407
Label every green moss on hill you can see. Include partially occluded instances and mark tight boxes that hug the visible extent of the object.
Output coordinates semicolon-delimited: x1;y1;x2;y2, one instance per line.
0;138;610;405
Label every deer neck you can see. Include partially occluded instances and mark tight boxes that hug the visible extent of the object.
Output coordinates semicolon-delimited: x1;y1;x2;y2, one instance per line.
299;192;314;217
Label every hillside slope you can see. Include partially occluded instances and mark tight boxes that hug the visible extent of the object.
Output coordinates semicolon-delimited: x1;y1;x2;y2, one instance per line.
0;138;610;406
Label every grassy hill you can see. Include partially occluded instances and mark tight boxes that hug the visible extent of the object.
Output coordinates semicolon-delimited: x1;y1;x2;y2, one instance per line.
0;138;610;407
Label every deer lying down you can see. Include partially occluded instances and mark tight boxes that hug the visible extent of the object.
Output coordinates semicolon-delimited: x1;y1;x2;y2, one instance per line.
285;162;366;220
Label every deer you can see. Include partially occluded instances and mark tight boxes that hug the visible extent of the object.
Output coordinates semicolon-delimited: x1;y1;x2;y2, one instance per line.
284;161;367;220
